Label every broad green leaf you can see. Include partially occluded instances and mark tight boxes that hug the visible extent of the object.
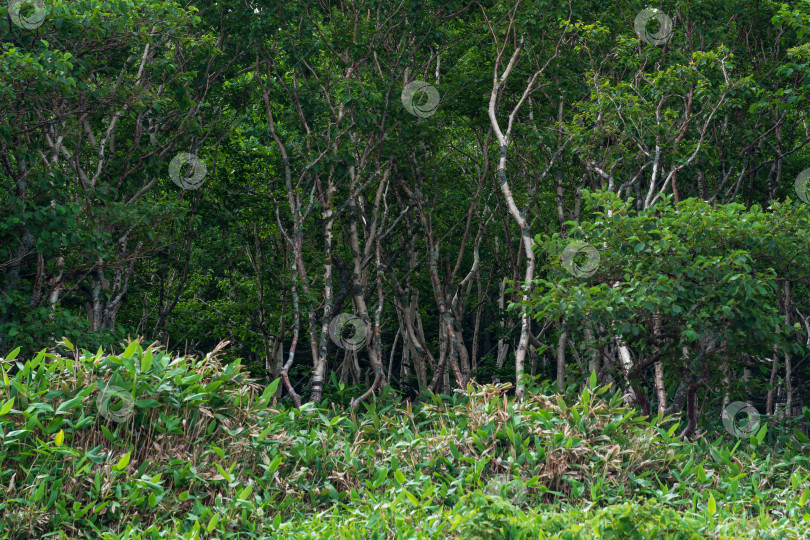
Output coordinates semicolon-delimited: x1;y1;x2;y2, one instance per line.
207;513;220;532
0;397;14;416
260;378;281;403
57;395;84;413
100;425;115;443
33;482;45;502
135;399;160;409
122;340;138;359
141;348;153;372
215;463;232;482
266;456;282;475
114;452;131;471
5;346;20;362
402;488;418;506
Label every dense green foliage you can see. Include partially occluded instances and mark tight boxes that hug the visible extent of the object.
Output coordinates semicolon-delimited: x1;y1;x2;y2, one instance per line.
3;0;810;535
533;193;810;416
2;0;810;408
1;343;809;538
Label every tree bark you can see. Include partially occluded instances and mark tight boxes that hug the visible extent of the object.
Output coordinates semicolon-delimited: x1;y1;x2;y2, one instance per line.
556;329;568;391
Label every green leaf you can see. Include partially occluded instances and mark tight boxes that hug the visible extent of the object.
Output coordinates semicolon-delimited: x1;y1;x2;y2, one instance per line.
707;493;716;515
113;452;131;471
5;346;21;362
33;482;45;502
141;348;153;372
402;488;419;506
580;386;591;406
135;399;160;409
0;397;14;416
56;395;84;413
800;489;810;507
215;463;232;482
266;456;282;475
122;340;138;359
100;424;115;443
395;470;406;484
259;378;281;404
55;429;64;447
120;356;136;374
207;513;220;532
755;424;767;444
589;369;597;389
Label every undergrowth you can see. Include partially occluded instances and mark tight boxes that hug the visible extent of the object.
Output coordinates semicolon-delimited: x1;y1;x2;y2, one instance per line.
0;340;808;538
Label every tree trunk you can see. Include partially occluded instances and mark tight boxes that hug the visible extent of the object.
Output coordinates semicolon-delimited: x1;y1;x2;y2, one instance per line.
652;312;666;415
720;361;731;421
654;360;666;416
556;329;568;391
681;382;698;439
310;174;336;403
583;325;599;384
784;280;793;418
495;276;509;383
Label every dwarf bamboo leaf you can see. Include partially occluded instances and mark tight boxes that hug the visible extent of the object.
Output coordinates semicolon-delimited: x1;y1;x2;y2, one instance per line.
114;452;131;471
122;340;138;359
707;493;716;515
0;397;14;416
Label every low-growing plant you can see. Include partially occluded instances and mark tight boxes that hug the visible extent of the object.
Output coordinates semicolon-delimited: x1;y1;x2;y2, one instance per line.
0;341;807;538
